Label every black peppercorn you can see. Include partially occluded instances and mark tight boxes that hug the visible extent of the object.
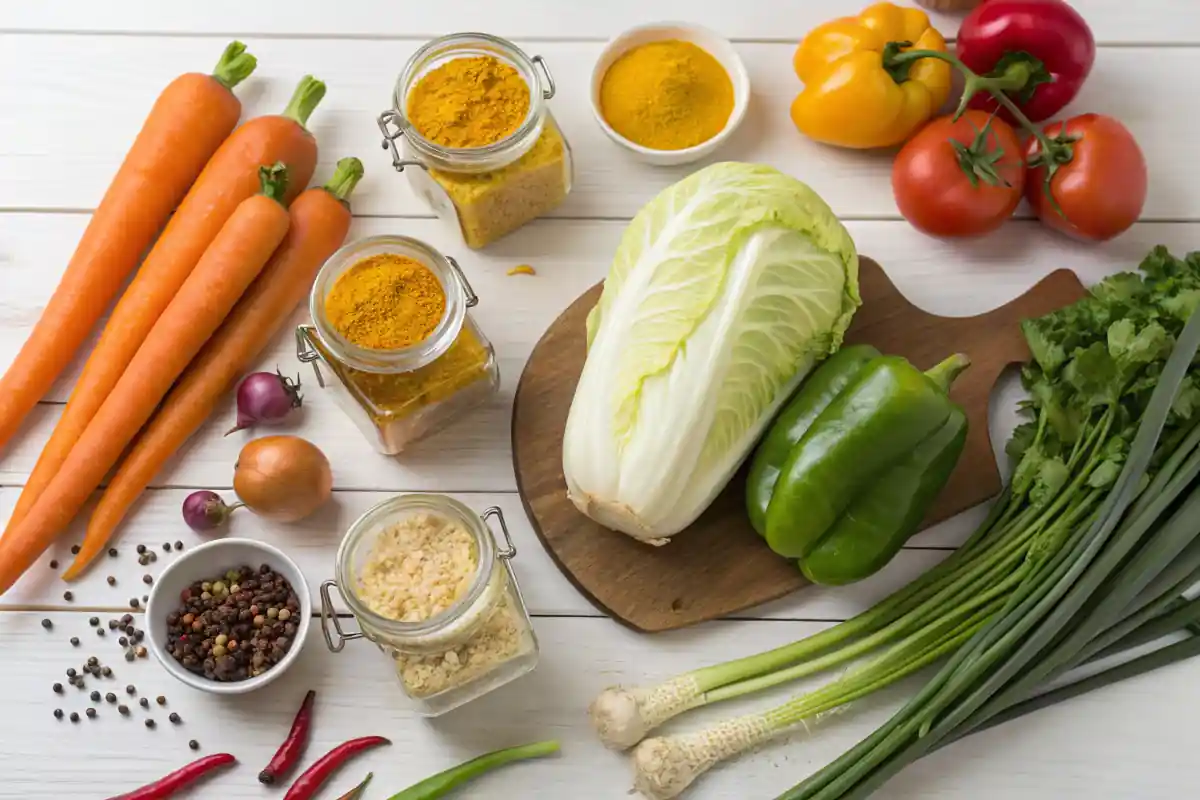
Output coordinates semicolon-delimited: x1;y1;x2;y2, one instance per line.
66;668;77;678
163;543;171;552
118;704;129;715
49;559;59;569
90;690;100;702
125;684;135;695
53;708;64;719
107;576;116;586
69;712;80;723
105;692;116;703
69;636;79;646
144;718;155;729
52;683;63;694
70;544;81;555
174;541;184;551
130;598;140;609
188;739;199;750
88;617;99;627
139;697;149;709
107;547;118;558
41;618;52;629
168;712;181;724
86;708;97;719
156;695;166;706
143;574;153;585
96;628;105;637
118;636;128;646
101;666;112;677
121;614;133;624
63;590;73;602
136;544;146;554
86;656;98;667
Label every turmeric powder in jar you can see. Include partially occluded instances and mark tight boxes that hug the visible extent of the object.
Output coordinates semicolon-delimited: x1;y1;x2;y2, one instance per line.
383;33;574;249
299;236;500;455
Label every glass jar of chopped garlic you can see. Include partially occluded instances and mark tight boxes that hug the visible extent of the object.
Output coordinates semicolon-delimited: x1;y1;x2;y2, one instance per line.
320;494;538;716
377;32;573;249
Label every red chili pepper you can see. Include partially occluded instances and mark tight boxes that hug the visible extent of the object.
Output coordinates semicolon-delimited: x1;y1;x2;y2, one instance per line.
957;0;1096;123
107;753;236;800
259;689;317;784
283;736;391;800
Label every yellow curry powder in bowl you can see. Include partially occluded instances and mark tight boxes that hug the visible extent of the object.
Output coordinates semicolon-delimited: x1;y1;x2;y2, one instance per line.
599;39;735;151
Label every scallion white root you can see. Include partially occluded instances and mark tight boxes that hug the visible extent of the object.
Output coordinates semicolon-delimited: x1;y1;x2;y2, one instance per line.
590;675;704;750
633;714;775;800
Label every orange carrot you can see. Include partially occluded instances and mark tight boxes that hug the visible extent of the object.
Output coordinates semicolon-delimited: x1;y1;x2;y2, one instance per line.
4;76;325;538
0;41;256;454
65;158;364;579
0;166;293;595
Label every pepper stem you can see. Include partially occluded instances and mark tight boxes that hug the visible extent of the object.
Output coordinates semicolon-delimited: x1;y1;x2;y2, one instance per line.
323;157;365;203
211;40;257;90
281;75;327;129
925;353;971;394
335;772;373;800
258;162;289;203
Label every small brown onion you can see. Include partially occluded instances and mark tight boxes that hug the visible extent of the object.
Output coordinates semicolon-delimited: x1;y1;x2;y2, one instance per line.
233;435;332;522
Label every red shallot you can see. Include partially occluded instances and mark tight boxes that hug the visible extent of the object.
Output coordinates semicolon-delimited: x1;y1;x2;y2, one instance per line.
226;370;302;435
181;490;242;532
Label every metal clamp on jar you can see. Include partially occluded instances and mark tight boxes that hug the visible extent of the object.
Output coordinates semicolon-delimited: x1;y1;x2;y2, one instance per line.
378;32;573;249
320;494;538;716
296;235;500;455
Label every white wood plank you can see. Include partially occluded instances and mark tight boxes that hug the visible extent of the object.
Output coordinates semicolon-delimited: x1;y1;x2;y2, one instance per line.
0;486;959;621
2;0;1191;45
2;610;1197;799
0;35;1192;219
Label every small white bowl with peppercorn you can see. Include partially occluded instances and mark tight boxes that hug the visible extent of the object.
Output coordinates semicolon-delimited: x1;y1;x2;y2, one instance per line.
146;538;311;695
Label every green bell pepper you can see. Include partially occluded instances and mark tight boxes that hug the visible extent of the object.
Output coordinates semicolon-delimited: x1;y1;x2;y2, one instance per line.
763;352;970;563
745;344;881;537
799;406;967;585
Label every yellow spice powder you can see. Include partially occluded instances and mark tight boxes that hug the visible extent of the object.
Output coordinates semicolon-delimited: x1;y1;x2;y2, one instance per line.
600;39;734;151
325;254;446;350
407;55;531;148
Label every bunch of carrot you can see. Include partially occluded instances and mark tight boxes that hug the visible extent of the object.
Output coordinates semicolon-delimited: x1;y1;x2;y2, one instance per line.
0;41;365;592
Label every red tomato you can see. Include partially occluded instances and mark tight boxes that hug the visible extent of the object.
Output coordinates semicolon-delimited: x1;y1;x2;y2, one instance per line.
1025;113;1147;242
892;111;1025;238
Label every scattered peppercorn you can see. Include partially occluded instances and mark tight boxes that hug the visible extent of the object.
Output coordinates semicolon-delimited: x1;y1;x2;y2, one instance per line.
130;598;140;609
49;559;59;569
118;705;129;716
86;708;97;719
140;698;150;709
107;619;118;630
69;712;79;723
69;636;79;646
163;543;171;552
143;574;153;585
135;646;148;659
89;617;99;627
144;718;155;729
108;547;118;558
66;668;77;678
138;555;149;566
174;541;184;551
156;696;166;706
168;713;181;724
119;636;128;646
122;614;133;625
142;594;149;602
124;650;135;662
107;576;116;586
149;552;157;563
71;545;81;555
96;628;105;637
63;591;73;602
41;618;52;630
90;690;101;702
53;708;63;719
101;666;112;677
136;544;146;554
52;683;63;694
189;739;200;750
125;685;135;695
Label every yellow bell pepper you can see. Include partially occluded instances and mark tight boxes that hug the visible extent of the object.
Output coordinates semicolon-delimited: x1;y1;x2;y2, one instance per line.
790;2;952;149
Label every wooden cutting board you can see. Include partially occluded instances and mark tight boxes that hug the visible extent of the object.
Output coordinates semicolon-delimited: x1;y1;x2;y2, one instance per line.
511;257;1087;633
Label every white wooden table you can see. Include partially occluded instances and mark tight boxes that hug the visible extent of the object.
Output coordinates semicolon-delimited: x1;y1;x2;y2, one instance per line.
2;2;1197;797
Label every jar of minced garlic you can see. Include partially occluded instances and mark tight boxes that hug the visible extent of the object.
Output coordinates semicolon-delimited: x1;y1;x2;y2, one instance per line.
377;32;573;249
319;494;538;716
296;235;499;455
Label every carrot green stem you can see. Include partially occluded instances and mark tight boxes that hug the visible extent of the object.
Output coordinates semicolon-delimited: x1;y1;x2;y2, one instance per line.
211;40;257;90
386;740;560;800
324;157;365;203
258;163;289;203
282;75;327;129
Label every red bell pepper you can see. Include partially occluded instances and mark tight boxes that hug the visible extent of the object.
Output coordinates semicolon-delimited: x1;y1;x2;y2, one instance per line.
956;0;1096;123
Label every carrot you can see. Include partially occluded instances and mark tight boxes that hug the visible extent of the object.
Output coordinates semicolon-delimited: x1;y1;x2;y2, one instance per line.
3;76;325;538
0;41;256;454
65;158;364;579
0;166;293;595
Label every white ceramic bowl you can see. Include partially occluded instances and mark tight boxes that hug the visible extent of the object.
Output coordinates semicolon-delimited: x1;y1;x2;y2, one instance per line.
590;22;751;166
145;538;311;695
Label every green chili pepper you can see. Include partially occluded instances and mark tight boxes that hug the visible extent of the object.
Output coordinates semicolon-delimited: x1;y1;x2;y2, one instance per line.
764;352;970;562
385;740;559;799
746;344;882;537
799;406;967;585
